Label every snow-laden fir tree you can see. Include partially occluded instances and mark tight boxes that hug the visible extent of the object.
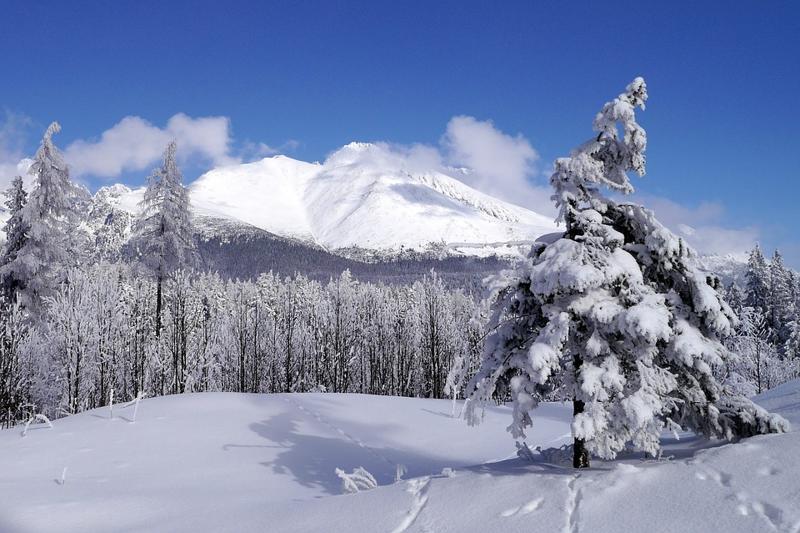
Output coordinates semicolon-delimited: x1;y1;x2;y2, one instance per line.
724;282;744;318
465;78;788;468
768;250;793;350
745;245;770;314
0;176;29;300
3;123;84;315
129;141;195;338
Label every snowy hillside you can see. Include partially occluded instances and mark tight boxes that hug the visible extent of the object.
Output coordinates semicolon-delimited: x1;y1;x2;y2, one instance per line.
696;253;750;286
94;142;559;257
2;383;798;533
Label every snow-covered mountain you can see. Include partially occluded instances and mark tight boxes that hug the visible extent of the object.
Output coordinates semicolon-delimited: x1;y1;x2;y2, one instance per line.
97;142;559;258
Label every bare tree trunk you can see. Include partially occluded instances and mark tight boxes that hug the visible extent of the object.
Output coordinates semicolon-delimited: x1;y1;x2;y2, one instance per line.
155;275;163;339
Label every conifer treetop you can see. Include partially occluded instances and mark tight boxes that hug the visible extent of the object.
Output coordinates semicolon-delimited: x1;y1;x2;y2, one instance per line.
551;77;648;224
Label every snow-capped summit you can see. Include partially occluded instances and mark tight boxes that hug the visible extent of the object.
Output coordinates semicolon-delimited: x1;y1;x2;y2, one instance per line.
190;155;322;243
302;143;557;253
93;183;141;214
90;143;559;257
202;144;559;254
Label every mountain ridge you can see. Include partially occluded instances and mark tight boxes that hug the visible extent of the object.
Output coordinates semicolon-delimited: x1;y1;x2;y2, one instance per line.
95;143;559;258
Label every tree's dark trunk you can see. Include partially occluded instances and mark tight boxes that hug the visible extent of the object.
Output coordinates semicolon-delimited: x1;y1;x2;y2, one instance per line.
564;204;590;469
155;275;163;339
572;352;590;469
73;349;82;415
572;398;590;468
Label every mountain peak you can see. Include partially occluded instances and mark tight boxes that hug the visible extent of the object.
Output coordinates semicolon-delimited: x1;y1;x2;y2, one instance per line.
98;142;560;258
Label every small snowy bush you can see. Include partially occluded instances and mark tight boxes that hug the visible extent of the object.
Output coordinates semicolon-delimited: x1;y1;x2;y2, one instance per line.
21;413;52;437
335;466;378;494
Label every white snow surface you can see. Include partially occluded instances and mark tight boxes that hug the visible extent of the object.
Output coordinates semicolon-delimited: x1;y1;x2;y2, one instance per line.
1;382;799;533
94;143;559;256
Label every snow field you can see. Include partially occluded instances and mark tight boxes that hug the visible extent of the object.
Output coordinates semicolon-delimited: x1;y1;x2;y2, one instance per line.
1;382;799;532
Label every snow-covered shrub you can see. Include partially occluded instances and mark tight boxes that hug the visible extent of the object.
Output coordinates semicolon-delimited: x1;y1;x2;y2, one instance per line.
515;441;536;462
335;466;378;494
535;445;574;467
21;413;52;437
395;464;407;482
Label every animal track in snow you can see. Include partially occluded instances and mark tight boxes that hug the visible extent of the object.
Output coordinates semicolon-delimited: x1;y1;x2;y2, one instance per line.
564;474;584;533
501;497;544;518
392;476;431;533
695;465;796;532
695;467;731;487
282;396;396;471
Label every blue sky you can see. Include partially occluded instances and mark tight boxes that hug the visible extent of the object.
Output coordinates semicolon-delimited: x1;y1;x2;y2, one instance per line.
1;1;798;263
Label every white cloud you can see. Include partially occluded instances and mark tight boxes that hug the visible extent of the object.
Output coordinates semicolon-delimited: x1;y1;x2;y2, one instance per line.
0;110;765;260
0;111;35;190
327;116;556;217
64;113;238;178
241;139;301;160
633;194;759;257
441;115;555;216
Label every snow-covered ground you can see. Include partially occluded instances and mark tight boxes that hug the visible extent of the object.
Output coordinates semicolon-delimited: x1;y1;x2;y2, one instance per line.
1;383;798;533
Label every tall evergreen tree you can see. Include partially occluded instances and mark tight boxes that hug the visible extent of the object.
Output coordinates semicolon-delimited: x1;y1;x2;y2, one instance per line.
465;79;787;469
725;282;744;319
5;123;82;314
745;245;770;314
768;250;793;349
0;176;30;300
129;141;195;338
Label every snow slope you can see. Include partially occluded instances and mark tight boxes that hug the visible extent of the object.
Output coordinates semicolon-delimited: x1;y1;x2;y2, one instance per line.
0;394;569;532
94;143;559;257
1;383;798;533
190;156;320;242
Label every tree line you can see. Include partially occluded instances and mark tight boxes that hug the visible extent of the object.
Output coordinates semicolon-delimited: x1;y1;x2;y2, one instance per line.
721;245;800;395
0;265;482;426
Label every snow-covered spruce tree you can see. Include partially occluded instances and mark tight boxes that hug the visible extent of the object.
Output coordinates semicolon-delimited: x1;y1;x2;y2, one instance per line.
465;78;788;469
129;141;195;338
2;123;84;314
0;176;29;300
768;250;793;350
745;245;770;314
785;318;800;363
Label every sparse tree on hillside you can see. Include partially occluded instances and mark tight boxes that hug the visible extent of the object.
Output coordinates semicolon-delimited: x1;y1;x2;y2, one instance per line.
465;78;788;469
